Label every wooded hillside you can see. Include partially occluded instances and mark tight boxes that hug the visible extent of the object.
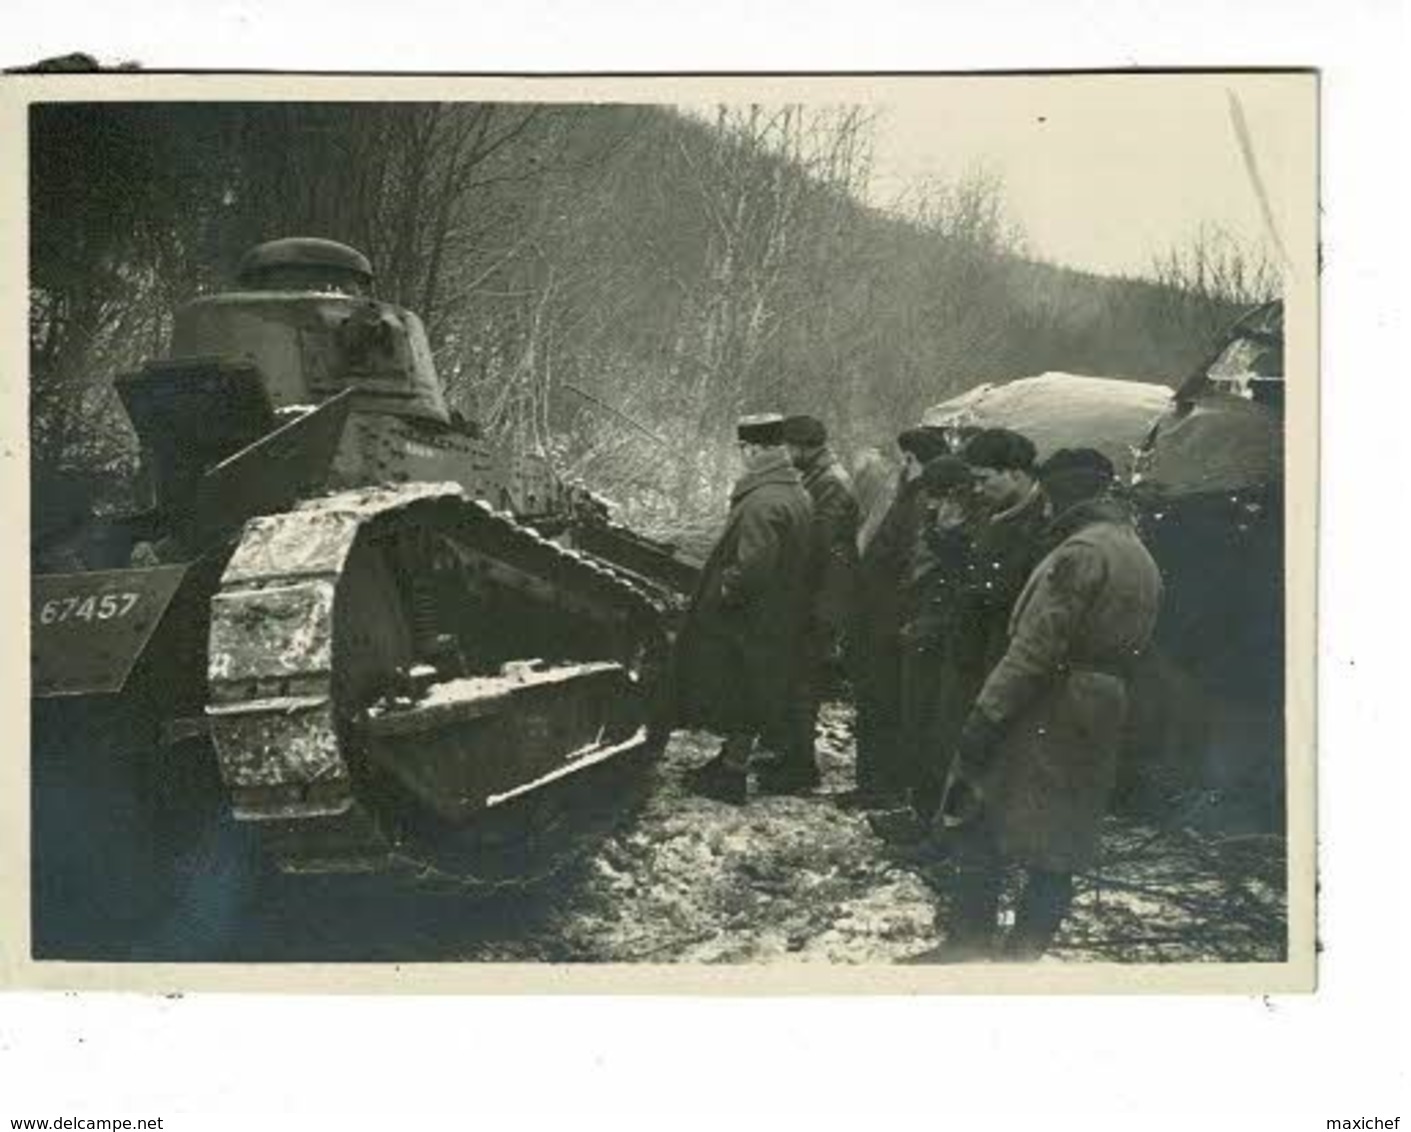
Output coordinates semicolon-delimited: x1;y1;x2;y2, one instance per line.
29;101;1277;541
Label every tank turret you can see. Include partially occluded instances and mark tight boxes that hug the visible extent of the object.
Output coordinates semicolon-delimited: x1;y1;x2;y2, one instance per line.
236;236;374;295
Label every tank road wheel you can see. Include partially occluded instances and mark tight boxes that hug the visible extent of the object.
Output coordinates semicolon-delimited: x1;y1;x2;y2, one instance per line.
324;525;575;891
329;515;666;893
331;532;420;727
207;487;672;909
325;529;421;855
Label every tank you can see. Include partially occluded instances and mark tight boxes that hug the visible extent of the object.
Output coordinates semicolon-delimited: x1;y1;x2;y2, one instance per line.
30;238;699;957
1130;301;1285;829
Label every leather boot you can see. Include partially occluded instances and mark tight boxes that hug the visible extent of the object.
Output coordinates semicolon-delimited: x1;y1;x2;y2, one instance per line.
685;737;751;805
685;756;748;805
756;759;821;796
833;786;907;812
935;846;1004;961
1001;870;1074;961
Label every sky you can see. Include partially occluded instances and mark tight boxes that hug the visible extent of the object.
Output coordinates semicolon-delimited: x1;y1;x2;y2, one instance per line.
675;73;1312;279
854;73;1311;278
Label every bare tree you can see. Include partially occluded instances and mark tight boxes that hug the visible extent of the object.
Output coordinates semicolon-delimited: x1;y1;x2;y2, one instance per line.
660;104;875;510
854;169;1026;429
1150;223;1281;346
29;104;239;504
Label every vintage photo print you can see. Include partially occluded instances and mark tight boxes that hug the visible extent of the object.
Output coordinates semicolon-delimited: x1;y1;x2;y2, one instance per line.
1;70;1317;992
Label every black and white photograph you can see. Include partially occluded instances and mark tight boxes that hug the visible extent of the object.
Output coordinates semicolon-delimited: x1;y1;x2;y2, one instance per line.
8;71;1315;986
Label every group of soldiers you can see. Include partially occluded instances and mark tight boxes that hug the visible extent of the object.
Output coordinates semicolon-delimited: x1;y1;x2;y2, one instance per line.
670;411;1164;962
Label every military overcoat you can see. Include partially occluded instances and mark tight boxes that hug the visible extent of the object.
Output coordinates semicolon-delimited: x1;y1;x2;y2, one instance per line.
920;486;1050;781
672;454;815;740
973;499;1163;872
796;446;861;637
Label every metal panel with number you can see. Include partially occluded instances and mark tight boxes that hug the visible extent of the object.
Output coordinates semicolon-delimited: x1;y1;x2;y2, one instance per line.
31;566;190;698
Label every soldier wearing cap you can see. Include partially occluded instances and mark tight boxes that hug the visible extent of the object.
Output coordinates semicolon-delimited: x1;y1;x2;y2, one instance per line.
917;447;1164;962
843;425;953;809
897;423;1055;818
889;454;986;829
960;428;1050;664
673;413;817;804
780;414;861;791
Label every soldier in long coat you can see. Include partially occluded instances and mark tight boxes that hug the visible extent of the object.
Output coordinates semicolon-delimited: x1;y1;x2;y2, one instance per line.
894;455;981;825
673;414;816;804
845;425;952;808
875;429;1047;840
784;415;861;654
930;448;1164;961
778;414;861;792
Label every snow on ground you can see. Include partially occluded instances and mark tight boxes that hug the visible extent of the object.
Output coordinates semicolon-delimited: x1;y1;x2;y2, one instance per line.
537;708;940;963
490;703;1287;965
231;702;1286;965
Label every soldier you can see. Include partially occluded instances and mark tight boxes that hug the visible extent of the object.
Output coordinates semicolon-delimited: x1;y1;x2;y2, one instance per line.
843;425;952;810
923;448;1164;962
673;413;816;804
779;414;861;792
783;414;860;667
960;428;1049;672
892;454;982;830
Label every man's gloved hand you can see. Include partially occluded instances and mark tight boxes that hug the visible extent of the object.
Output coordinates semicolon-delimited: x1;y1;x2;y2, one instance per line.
936;711;1005;831
937;769;983;830
955;710;1004;775
718;569;746;610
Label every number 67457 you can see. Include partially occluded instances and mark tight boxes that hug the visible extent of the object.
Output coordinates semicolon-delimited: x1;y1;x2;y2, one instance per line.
39;592;140;624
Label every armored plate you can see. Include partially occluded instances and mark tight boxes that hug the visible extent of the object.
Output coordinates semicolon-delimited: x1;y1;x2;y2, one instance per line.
194;387;354;541
1138;394;1283;497
32;566;189;697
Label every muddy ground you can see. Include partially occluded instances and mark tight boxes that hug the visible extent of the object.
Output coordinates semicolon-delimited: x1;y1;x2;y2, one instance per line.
226;703;1287;965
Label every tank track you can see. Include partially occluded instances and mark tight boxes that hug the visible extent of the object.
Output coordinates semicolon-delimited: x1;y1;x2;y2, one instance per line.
205;482;674;893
